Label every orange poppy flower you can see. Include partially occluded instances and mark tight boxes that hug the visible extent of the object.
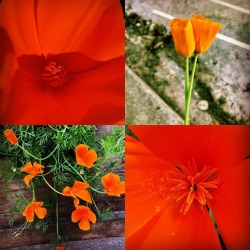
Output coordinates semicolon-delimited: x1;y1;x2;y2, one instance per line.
75;144;97;168
101;173;125;197
126;126;250;249
20;161;45;187
62;180;92;207
191;14;222;54
71;205;96;231
170;18;195;57
0;0;124;124
3;129;18;144
23;201;47;222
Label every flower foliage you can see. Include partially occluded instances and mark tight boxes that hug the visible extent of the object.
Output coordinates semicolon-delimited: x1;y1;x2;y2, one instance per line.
0;0;125;124
126;125;250;249
0;125;124;242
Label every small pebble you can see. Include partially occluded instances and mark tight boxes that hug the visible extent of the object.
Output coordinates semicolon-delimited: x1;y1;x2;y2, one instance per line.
198;100;209;111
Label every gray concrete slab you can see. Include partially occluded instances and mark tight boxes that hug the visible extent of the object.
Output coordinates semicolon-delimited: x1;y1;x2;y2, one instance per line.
126;65;183;124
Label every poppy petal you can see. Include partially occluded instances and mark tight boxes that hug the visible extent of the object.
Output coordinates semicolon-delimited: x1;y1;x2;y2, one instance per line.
126;135;154;156
88;211;97;224
36;0;124;60
79;217;90;231
101;173;120;187
20;162;33;173
75;189;92;204
35;207;47;219
84;150;97;168
25;209;34;223
209;158;250;249
62;186;72;197
0;27;18;122
71;207;83;223
73;197;80;207
129;126;250;172
73;180;89;190
126;148;173;239
23;175;34;187
127;205;221;249
31;201;43;209
0;0;41;57
113;181;125;196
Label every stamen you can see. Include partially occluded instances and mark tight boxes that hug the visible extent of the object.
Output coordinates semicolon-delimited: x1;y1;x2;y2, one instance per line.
42;62;68;87
168;160;220;215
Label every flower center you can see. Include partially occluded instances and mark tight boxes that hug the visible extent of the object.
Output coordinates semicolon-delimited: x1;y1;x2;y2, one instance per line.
167;159;220;215
42;62;68;87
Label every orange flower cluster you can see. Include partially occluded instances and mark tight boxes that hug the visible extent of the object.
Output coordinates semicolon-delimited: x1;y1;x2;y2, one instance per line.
170;14;222;57
4;135;125;232
62;144;125;231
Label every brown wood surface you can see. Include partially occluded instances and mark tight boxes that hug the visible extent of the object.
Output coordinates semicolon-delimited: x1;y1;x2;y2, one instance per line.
0;126;125;249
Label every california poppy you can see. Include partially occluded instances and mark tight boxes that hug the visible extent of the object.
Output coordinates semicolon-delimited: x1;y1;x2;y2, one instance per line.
71;205;96;231
75;144;97;168
62;180;92;207
23;201;47;222
3;129;18;144
126;126;250;249
101;173;125;197
0;0;124;124
170;18;195;57
191;14;222;54
20;161;45;187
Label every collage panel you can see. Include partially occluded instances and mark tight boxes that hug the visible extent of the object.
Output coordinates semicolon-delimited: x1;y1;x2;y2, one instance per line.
0;125;125;249
125;125;250;249
125;0;250;125
0;0;125;125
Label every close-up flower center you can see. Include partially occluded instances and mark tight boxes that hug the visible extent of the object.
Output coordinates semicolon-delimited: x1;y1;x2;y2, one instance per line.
42;62;68;87
168;160;220;215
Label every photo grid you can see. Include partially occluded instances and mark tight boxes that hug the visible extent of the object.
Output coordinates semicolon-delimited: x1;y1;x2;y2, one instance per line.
0;0;249;249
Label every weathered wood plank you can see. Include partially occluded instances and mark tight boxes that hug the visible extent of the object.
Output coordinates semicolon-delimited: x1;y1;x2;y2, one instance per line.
8;237;124;250
0;217;124;249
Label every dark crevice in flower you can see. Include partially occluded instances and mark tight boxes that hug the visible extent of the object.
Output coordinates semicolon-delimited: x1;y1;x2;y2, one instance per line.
207;206;228;250
34;0;42;52
167;158;220;215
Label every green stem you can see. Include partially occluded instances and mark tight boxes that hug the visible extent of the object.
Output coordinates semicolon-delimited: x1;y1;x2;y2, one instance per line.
185;56;189;110
40;174;62;195
17;144;58;161
32;184;36;201
55;193;60;243
184;54;199;125
91;196;100;216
